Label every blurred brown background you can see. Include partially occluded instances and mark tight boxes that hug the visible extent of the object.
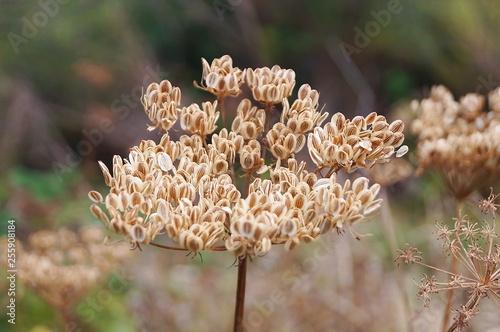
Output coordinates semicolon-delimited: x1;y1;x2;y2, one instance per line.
1;1;500;331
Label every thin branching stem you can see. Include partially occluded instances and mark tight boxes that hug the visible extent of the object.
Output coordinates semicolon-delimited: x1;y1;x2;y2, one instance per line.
413;261;476;283
150;242;227;251
441;200;464;332
446;291;482;332
452;219;479;279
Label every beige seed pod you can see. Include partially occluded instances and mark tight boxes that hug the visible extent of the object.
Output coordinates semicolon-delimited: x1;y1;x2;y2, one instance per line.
281;219;298;237
392;132;405;147
130;224;147;244
352;177;369;194
330;113;345;132
98;161;112;186
373;121;389;132
227;189;242;202
105;193;119;210
271;202;287;219
364;199;382;215
130;192;144;207
293;194;307;209
140;201;152;215
396;145;409;157
90;204;109;224
365;112;377;124
157;152;173;172
159;80;173;93
389;119;405;133
356;189;374;205
186;235;204;253
237;220;255;238
226;237;246;257
118;192;129;211
255;237;271;256
88;190;103;203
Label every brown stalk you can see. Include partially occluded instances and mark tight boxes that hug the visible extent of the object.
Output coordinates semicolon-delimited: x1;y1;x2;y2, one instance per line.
261;102;274;160
380;187;413;331
218;94;227;129
446;291;482;332
233;169;253;331
233;255;248;332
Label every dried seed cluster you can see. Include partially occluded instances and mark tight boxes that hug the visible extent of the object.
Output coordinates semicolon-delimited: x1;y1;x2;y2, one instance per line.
412;85;500;199
245;65;295;104
194;55;245;97
0;227;127;308
308;112;406;173
397;192;500;330
141;79;181;132
91;55;405;257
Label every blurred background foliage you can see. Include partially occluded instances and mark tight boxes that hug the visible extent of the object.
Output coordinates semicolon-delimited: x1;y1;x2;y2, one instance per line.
1;0;500;331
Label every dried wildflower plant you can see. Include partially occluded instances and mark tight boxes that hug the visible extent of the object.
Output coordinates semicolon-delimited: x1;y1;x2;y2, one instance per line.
397;191;500;331
412;85;500;200
89;55;406;330
1;227;128;327
90;55;407;256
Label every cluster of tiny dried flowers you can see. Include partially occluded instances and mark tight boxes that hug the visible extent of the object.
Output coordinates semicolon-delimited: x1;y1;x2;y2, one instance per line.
90;55;406;257
412;85;500;200
0;227;128;309
396;191;500;330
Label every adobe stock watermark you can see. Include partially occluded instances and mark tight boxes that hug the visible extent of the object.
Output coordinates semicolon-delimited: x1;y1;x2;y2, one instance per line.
475;74;500;94
66;268;134;332
213;0;243;22
51;65;169;182
5;220;18;325
339;0;410;63
242;235;338;330
7;0;71;54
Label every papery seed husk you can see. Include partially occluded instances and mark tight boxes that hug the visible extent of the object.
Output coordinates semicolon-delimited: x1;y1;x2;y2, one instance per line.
88;191;103;203
389;119;404;133
131;224;147;243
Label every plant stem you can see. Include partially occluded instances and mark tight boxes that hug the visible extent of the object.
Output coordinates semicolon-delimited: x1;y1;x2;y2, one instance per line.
233;255;248;332
441;200;463;332
218;95;227;129
446;291;482;332
262;103;274;160
380;187;413;332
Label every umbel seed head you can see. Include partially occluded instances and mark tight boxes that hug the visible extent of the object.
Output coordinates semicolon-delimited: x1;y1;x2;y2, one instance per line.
90;55;406;257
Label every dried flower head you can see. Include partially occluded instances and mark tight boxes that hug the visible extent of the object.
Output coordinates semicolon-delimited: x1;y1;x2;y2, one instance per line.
194;55;245;98
412;85;500;199
90;55;406;258
245;65;296;105
479;187;500;215
141;79;182;132
308;112;407;174
0;227;128;309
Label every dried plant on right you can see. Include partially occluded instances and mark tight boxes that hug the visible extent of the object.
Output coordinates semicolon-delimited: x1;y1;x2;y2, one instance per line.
397;190;500;332
411;86;500;201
